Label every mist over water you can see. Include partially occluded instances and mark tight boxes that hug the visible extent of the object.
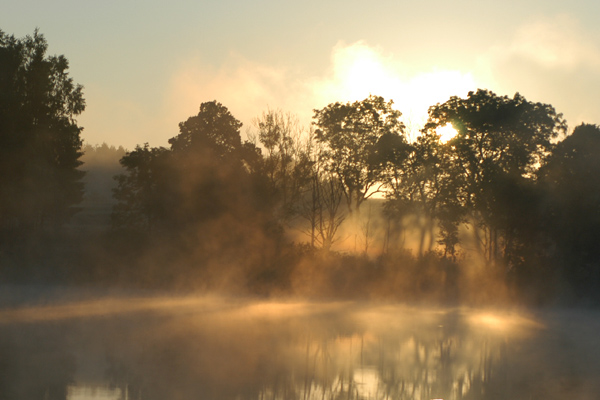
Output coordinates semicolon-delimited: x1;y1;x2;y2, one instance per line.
1;292;599;400
4;23;600;400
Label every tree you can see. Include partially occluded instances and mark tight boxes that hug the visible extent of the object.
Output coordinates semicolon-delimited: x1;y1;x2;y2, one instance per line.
169;101;243;158
111;102;296;289
0;29;85;235
298;137;346;251
313;95;406;215
425;89;566;265
412;131;466;260
380;126;465;258
538;123;600;293
252;109;313;223
112;144;170;231
113;101;269;233
168;101;269;224
374;130;415;252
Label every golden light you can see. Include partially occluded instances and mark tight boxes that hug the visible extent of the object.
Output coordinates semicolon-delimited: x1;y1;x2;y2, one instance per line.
436;123;458;143
476;313;506;330
469;311;544;336
328;44;477;131
335;43;392;100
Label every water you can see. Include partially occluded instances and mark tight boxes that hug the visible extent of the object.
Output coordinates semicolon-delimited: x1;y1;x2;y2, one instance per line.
0;293;599;400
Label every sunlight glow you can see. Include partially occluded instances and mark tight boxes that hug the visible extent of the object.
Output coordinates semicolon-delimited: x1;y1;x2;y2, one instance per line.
319;42;477;138
344;55;389;100
68;385;121;400
477;314;506;329
470;311;544;335
354;367;380;399
436;123;458;142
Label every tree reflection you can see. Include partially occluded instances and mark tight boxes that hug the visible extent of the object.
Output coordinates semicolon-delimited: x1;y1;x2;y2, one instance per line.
0;299;598;400
96;303;540;400
0;323;75;400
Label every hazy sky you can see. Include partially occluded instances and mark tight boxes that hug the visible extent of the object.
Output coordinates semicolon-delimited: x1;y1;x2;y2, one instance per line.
3;0;600;149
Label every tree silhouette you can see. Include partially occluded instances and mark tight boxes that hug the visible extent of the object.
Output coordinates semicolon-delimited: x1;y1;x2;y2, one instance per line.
113;101;268;232
425;89;566;266
81;143;127;205
110;101;302;288
313;95;406;215
253;109;313;224
169;101;243;157
414;130;465;258
298;141;346;250
112;144;170;231
378;122;465;258
0;29;85;237
539;123;600;294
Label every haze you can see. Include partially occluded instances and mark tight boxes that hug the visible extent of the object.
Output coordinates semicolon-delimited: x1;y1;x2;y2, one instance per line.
3;2;600;399
3;0;600;148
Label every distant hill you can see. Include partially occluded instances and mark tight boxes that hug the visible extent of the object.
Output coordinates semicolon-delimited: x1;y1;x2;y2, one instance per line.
68;143;127;233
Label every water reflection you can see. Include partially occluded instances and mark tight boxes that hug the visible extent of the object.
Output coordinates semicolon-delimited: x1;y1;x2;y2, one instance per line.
0;295;599;399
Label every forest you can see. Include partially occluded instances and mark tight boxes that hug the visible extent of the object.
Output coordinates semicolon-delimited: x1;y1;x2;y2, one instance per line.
2;29;600;306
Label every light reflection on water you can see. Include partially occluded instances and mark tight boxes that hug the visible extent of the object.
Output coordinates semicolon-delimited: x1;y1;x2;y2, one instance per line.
67;385;121;400
0;295;599;400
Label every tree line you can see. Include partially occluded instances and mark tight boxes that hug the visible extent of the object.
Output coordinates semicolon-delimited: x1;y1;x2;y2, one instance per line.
2;30;600;303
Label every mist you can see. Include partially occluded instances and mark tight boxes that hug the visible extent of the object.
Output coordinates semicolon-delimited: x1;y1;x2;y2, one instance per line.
4;28;600;400
1;292;600;399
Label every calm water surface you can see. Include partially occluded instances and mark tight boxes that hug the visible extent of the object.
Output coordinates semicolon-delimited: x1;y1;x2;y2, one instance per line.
1;293;599;400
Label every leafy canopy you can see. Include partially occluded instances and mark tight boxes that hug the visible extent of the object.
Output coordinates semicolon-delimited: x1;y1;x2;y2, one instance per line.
313;95;406;213
0;29;85;232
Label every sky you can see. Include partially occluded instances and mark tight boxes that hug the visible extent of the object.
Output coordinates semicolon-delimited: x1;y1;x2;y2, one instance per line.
2;0;600;149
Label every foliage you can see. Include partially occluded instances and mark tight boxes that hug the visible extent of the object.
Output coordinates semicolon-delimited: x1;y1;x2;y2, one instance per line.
82;142;127;166
113;101;270;232
424;89;567;265
110;101;287;291
0;29;85;235
112;144;170;230
1;35;597;304
298;163;346;250
538;123;600;292
169;101;243;158
313;95;406;214
253;109;313;223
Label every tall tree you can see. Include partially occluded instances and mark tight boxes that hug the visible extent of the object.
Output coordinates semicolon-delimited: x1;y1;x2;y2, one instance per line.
169;101;243;158
313;95;406;214
111;102;293;288
374;130;415;252
112;144;170;231
253;109;312;223
0;29;85;235
379;124;466;258
425;89;566;265
113;101;268;232
538;123;600;293
298;137;346;250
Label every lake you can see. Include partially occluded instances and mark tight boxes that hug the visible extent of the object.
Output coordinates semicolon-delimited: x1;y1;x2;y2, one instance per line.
0;292;599;400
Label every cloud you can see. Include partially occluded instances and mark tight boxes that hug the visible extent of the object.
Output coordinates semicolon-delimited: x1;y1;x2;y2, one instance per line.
80;16;600;149
308;41;400;104
477;14;600;129
164;42;479;143
307;41;477;133
165;53;301;138
500;14;600;70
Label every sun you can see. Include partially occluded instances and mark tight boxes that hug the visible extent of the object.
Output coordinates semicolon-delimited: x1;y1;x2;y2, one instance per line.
321;42;478;137
334;42;393;101
436;123;458;143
